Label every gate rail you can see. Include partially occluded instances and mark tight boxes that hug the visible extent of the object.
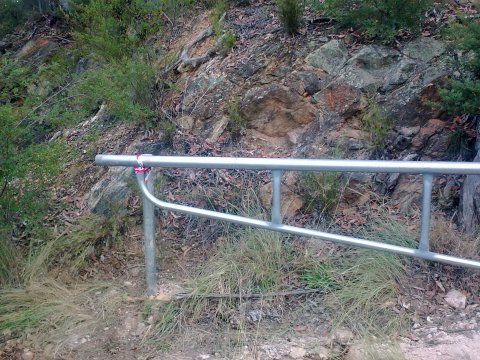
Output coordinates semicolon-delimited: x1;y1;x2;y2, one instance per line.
95;155;480;295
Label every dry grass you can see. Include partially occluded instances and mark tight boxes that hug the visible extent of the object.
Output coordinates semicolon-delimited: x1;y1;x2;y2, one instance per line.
430;216;480;260
325;219;415;335
0;279;124;346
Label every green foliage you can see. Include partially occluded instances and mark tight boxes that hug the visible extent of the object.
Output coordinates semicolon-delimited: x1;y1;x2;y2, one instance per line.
300;263;334;289
219;29;236;55
301;172;341;212
439;17;480;115
276;0;304;35
360;97;392;148
319;0;433;41
226;97;245;135
0;0;37;37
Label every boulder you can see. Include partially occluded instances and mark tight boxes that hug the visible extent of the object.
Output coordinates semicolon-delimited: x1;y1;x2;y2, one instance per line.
340;45;416;92
88;167;133;215
240;84;317;138
313;80;362;117
403;38;446;63
444;289;467;309
306;40;349;75
16;37;58;62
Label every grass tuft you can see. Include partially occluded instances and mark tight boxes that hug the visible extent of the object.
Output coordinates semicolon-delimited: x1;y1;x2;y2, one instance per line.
325;219;415;334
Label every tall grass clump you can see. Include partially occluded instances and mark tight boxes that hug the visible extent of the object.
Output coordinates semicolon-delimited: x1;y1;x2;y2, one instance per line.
276;0;304;35
360;96;392;149
325;219;415;334
319;0;433;41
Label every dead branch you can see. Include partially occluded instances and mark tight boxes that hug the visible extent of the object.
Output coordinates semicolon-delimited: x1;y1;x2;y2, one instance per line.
127;288;323;303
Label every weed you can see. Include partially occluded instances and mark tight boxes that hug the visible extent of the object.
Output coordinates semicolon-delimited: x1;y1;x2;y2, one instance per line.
360;96;392;149
210;0;228;35
301;171;341;213
226;97;246;136
300;263;334;289
318;0;433;41
447;125;475;159
276;0;304;35
158;118;176;146
219;29;236;56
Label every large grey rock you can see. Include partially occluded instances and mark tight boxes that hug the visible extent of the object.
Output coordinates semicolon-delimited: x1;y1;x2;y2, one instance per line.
385;60;448;126
340;45;416;92
403;38;446;63
305;40;349;75
88;167;133;215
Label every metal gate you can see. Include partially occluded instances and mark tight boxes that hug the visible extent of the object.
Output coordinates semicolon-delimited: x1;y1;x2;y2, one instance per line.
95;154;480;295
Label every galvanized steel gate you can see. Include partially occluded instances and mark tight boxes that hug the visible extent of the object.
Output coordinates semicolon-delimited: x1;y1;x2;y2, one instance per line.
95;155;480;295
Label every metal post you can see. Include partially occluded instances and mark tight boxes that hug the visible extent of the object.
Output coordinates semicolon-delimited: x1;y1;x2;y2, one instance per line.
419;173;433;252
272;170;282;224
137;172;157;296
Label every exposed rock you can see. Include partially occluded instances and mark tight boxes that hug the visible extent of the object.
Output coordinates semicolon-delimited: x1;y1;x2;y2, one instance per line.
176;115;196;130
311;346;330;360
88;167;133;215
410;119;446;151
206;116;229;143
181;74;227;120
289;346;307;359
343;173;373;204
22;350;34;360
16;37;58;62
259;182;304;218
236;57;264;79
444;289;467;309
314;80;362;117
385;62;447;126
333;328;355;345
341;45;416;92
344;344;365;360
403;38;446;63
305;40;349;75
240;84;317;138
391;174;423;211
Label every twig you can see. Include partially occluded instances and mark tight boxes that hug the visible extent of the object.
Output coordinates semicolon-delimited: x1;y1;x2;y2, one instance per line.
128;288;323;303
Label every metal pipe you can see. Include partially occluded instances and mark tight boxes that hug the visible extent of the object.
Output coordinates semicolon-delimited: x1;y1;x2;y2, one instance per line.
136;177;480;270
96;155;480;175
136;172;157;296
419;174;433;251
272;170;282;224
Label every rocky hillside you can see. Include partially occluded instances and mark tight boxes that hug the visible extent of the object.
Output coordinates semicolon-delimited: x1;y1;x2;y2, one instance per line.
2;1;480;359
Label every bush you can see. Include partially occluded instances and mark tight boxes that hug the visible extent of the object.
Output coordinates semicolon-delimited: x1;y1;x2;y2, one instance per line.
439;17;480;115
276;0;303;35
320;0;433;41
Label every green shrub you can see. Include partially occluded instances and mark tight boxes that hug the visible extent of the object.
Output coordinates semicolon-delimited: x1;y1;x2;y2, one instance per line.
320;0;433;41
439;17;480;115
276;0;303;35
219;29;236;55
226;97;245;135
360;96;392;148
301;171;341;213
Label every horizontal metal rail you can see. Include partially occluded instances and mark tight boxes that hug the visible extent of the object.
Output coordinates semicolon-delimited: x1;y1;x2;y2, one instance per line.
95;155;480;295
